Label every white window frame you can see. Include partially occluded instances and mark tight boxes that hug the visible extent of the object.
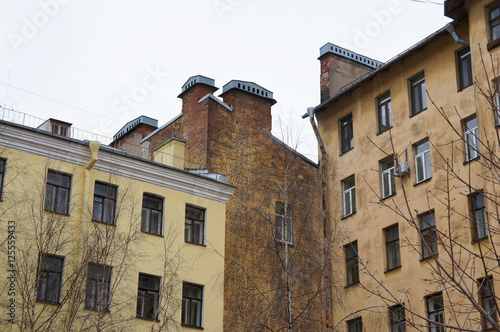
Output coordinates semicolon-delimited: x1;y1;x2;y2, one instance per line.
414;140;431;183
275;201;293;244
464;116;479;161
342;176;356;217
381;158;396;198
494;79;500;125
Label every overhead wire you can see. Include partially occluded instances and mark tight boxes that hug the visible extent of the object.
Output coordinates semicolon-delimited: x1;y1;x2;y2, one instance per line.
0;80;115;122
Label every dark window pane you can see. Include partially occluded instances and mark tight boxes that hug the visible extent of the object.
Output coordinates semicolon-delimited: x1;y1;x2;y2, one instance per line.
45;171;71;214
92;182;117;224
185;206;205;245
182;283;203;327
36;254;63;303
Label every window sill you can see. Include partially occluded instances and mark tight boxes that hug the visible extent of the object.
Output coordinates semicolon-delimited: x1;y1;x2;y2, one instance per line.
340;148;353;157
471;236;489;244
181;324;204;330
457;84;473;93
44;210;70;217
419;254;438;262
141;230;164;238
414;177;432;186
463;156;480;166
341;211;356;220
274;239;295;248
409;108;427;118
381;193;396;201
345;281;359;289
488;38;500;51
384;265;401;274
36;299;61;306
92;219;116;226
84;306;110;313
377;127;392;136
136;315;160;322
185;241;207;247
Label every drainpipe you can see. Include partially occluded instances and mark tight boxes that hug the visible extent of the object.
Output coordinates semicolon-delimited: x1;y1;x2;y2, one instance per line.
302;107;331;328
445;22;470;47
68;141;100;329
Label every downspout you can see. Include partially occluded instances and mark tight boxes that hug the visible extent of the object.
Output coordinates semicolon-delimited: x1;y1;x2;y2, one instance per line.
445;22;470;47
302;107;331;328
68;141;100;330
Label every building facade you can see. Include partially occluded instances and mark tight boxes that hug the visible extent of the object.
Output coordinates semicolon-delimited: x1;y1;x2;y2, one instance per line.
112;76;324;331
0;119;234;331
311;0;500;330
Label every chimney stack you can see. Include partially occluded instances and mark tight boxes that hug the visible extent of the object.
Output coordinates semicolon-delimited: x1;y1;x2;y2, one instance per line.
319;43;383;103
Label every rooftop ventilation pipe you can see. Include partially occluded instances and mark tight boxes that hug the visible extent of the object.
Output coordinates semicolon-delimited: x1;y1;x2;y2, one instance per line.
445;22;470;47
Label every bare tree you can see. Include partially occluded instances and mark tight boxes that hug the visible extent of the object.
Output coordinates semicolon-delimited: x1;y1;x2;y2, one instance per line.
342;47;500;331
221;119;332;331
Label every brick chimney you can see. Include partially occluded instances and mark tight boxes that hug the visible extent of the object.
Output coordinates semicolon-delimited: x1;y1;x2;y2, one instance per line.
219;80;276;135
319;43;383;103
177;75;219;168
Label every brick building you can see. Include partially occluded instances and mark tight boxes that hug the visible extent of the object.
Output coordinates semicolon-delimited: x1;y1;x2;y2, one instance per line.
112;76;324;330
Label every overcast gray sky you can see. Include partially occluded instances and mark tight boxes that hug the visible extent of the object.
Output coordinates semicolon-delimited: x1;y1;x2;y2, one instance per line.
0;0;450;160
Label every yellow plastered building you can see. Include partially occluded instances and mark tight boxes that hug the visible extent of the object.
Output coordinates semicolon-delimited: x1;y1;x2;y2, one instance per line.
312;0;500;330
0;119;234;331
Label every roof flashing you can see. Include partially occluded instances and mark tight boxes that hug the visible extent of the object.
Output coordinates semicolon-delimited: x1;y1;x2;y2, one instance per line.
319;43;383;69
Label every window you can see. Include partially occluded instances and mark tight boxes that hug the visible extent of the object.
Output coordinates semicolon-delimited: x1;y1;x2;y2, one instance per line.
377;92;392;133
92;182;117;224
385;225;401;270
420;211;438;259
182;283;203;328
342;176;356;217
347;317;362;332
141;194;163;235
44;170;71;215
470;192;488;241
457;47;472;90
36;254;63;303
479;276;497;330
463;115;479;161
381;157;396;198
490;4;500;42
51;124;67;136
410;73;427;116
0;158;6;200
389;304;406;332
345;241;359;286
275;201;293;243
185;205;205;245
136;274;161;320
340;114;353;154
494;79;500;125
414;139;432;183
85;263;112;311
426;292;445;332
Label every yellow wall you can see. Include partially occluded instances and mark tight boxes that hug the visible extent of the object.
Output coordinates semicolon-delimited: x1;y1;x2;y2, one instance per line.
0;126;232;331
316;3;500;330
153;138;186;169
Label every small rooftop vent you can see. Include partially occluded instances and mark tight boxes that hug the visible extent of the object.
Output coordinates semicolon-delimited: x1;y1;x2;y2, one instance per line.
37;118;72;137
222;80;273;99
181;75;216;92
113;115;158;141
319;43;383;69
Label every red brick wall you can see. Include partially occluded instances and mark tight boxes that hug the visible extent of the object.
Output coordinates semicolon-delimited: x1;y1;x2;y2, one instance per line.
140;82;322;330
